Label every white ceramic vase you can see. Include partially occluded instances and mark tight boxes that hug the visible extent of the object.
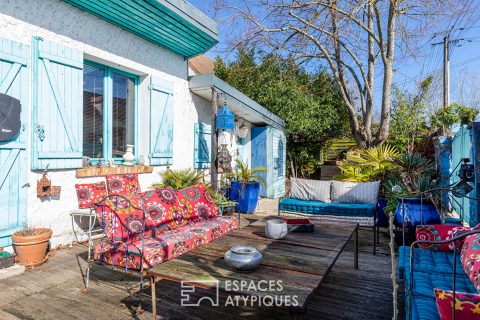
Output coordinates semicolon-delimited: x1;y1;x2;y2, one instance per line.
265;219;288;240
123;144;135;165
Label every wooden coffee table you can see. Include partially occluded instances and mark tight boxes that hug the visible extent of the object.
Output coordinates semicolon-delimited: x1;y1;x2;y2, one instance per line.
145;217;358;318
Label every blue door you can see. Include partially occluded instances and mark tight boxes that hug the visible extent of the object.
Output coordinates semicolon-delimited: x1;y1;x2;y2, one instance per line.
0;38;29;247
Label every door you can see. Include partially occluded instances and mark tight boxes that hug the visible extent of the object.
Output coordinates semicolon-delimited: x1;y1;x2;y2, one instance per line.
0;38;29;247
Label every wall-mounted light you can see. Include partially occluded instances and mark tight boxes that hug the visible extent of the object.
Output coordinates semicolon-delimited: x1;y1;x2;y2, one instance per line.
237;118;248;139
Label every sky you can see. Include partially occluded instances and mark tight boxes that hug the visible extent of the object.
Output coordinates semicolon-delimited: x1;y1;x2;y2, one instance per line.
189;0;480;110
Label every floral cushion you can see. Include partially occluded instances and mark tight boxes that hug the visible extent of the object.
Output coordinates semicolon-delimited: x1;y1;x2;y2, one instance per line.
94;215;239;269
75;182;107;209
434;288;480;320
176;184;219;220
95;196;146;243
416;224;479;252
140;188;188;229
106;174;141;196
461;233;480;292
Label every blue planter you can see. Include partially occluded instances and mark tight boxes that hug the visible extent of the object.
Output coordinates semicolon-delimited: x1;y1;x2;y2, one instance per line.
229;181;261;214
377;198;389;227
393;197;441;245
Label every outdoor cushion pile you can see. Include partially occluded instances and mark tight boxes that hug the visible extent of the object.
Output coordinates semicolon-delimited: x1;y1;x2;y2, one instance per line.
398;224;480;319
279;178;379;225
75;174;238;271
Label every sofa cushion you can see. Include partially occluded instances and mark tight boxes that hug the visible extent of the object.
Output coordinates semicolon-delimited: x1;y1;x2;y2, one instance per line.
398;246;466;279
140;188;188;229
289;178;331;202
331;180;380;205
94;215;238;269
406;270;476;300
434;288;480;320
75;181;107;209
279;198;374;217
409;295;440;320
176;184;219;220
416;224;479;252
106;173;141;196
461;233;480;292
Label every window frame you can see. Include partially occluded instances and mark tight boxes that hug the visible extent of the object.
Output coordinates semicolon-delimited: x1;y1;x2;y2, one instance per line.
83;60;139;164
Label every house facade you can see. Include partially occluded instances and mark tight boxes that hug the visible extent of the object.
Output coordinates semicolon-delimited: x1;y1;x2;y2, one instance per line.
0;0;286;249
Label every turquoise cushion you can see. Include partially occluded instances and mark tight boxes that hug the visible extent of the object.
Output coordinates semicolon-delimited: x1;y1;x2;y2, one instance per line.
408;295;439;320
406;270;475;299
279;198;374;217
398;246;465;279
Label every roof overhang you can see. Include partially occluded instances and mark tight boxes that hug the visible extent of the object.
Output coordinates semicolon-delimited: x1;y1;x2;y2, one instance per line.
189;74;285;129
63;0;218;58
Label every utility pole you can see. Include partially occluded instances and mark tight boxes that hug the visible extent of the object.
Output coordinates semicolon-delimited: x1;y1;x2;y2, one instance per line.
443;36;450;108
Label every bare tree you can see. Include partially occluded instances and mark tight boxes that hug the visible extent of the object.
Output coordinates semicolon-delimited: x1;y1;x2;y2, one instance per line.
213;0;473;147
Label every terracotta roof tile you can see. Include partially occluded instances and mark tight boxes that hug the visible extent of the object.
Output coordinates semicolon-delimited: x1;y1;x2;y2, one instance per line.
189;55;215;74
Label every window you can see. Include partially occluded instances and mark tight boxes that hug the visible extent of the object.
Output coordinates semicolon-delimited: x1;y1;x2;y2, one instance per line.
83;62;137;161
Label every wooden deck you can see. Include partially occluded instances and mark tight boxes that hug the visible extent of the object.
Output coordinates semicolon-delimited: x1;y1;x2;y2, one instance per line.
0;213;394;320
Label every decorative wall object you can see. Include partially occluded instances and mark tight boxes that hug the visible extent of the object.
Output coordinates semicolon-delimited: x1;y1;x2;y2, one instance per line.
237;118;249;139
216;102;234;132
37;169;61;198
217;144;232;172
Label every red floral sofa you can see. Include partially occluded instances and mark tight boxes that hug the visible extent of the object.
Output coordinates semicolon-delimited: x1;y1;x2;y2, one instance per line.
75;174;238;271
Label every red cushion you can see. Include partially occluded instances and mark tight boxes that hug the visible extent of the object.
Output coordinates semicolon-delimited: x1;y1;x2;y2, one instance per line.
140;188;188;229
461;233;480;293
75;182;107;209
416;224;478;252
95;195;145;243
106;174;141;196
94;215;239;269
434;288;480;320
176;184;219;220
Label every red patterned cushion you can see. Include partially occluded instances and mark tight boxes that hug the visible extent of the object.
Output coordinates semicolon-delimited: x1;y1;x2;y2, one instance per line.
75;182;107;209
416;224;478;252
461;233;480;293
434;288;480;320
140;188;188;230
176;184;219;220
106;174;141;196
94;215;239;269
95;195;146;243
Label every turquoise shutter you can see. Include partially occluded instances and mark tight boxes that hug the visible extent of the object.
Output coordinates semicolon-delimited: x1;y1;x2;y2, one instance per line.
149;76;174;166
194;123;211;169
32;37;83;170
0;38;29;246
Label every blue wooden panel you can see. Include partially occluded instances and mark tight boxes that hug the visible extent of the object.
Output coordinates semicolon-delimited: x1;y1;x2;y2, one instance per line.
471;123;480;226
32;37;83;170
194;123;211;169
451;125;473;224
251;127;267;197
0;38;29;247
150;76;173;166
271;127;286;198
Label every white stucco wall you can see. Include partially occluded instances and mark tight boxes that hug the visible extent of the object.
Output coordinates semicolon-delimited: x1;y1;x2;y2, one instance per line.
0;0;213;247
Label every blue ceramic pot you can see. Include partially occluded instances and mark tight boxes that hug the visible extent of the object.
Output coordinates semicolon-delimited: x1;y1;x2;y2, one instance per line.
393;197;441;245
229;182;261;214
394;197;441;228
377;198;389;227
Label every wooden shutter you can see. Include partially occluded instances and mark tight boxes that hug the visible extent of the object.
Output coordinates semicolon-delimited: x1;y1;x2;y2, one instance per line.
194;123;211;169
0;38;29;246
149;76;174;166
32;37;83;169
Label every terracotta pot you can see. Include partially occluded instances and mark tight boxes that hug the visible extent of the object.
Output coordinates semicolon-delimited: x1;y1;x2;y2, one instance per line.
12;228;52;267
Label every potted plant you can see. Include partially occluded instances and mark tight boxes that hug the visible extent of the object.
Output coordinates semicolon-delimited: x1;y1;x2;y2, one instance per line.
12;225;52;267
152;168;205;190
335;144;400;227
226;159;266;214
